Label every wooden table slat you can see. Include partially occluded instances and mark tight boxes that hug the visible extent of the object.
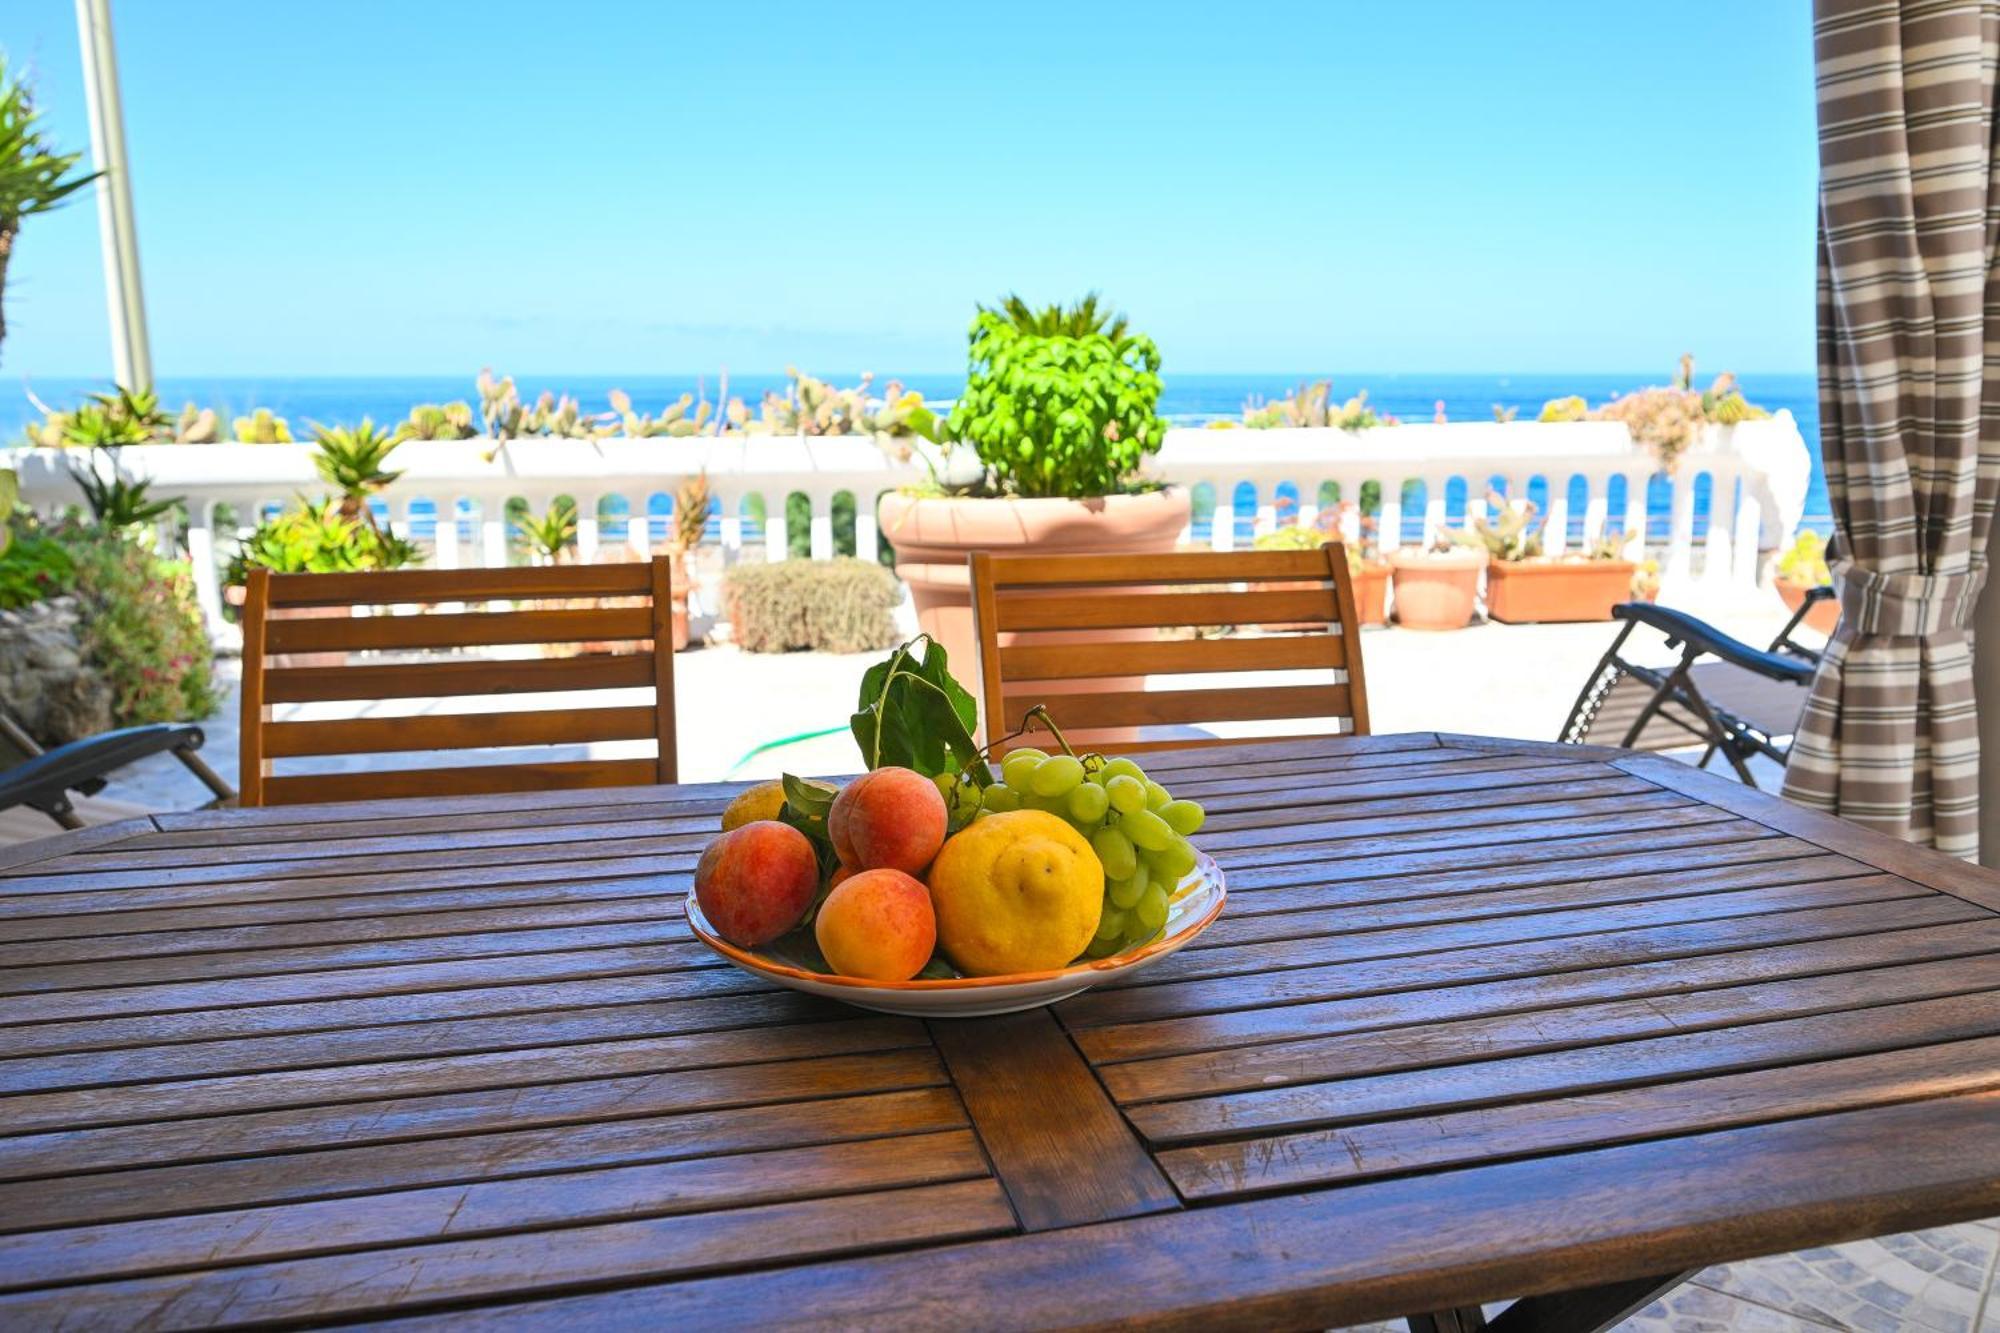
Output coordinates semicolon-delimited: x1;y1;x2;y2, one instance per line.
3;732;1995;1329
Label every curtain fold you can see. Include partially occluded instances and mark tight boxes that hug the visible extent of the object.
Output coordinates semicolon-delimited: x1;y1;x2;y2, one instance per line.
1782;0;2000;858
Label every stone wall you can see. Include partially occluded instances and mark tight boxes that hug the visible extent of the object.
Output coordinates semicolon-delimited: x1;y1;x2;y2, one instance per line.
0;597;113;747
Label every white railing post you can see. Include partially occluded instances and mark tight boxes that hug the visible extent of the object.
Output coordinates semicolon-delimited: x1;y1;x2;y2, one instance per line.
576;495;601;564
809;490;834;560
1424;477;1448;546
432;496;460;569
1210;487;1234;552
1665;473;1698;585
481;492;508;568
184;502;224;635
1624;473;1649;550
766;494;790;564
1703;469;1738;584
1584;473;1609;546
1377;483;1402;556
1544;479;1568;556
855;493;879;564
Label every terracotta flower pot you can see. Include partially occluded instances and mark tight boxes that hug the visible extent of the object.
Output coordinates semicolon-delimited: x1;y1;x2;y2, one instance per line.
877;487;1191;683
1387;549;1486;631
1776;576;1839;635
1485;559;1636;624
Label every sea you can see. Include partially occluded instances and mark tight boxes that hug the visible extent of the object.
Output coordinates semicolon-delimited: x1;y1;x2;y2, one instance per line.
2;371;1831;539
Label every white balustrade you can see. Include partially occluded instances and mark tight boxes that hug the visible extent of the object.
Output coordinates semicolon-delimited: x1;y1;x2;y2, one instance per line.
4;414;1810;643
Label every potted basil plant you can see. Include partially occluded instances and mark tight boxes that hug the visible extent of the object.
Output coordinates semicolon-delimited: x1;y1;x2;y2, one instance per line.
878;295;1186;679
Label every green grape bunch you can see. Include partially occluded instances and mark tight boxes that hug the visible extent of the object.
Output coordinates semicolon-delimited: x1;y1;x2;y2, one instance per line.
946;746;1206;959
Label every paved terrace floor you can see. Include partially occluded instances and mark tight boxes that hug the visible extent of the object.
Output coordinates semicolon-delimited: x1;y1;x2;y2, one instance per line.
20;602;2000;1332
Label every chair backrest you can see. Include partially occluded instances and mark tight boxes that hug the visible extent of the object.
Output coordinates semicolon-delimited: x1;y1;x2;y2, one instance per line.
239;560;677;806
968;546;1370;754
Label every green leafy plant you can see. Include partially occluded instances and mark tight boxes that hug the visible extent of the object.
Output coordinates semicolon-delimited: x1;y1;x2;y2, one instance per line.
0;526;74;608
1492;404;1520;423
59;388;162;447
1778;529;1833;586
1539;395;1588;423
67;529;219;725
514;495;579;564
848;634;987;782
225;498;420;584
1241;381;1391;430
945;295;1167;498
0;56;100;362
66;448;177;530
722;557;903;655
310;419;403;525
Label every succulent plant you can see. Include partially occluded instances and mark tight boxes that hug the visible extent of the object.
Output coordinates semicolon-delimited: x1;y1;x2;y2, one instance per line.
309;419;404;526
225;497;422;585
233;408;293;443
477;368;525;439
395;402;477;441
173;403;219;443
673;471;711;553
514;495;579;564
1451;491;1545;562
1538;396;1588;423
1492;403;1520;424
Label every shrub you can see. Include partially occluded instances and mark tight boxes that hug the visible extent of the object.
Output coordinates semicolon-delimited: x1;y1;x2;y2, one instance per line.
946;295;1167;498
0;529;76;608
65;529;219;725
725;558;902;654
225;498;422;585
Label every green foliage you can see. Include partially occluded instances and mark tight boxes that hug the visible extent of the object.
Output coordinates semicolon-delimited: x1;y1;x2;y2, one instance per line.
724;557;903;656
1778;529;1832;585
847;634;987;782
946;297;1167;498
1492;403;1520;423
1538;395;1588;423
1251;524;1330;552
67;530;219;726
1242;382;1386;430
225;498;420;584
310;419;404;517
59;388;163;446
992;292;1128;341
66;449;178;531
0;528;74;608
513;496;579;564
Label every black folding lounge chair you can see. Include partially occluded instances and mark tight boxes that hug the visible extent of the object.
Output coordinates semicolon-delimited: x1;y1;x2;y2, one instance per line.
1558;586;1835;787
0;710;234;829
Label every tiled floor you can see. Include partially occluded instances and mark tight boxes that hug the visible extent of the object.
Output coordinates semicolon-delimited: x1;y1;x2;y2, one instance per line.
1335;1221;2000;1332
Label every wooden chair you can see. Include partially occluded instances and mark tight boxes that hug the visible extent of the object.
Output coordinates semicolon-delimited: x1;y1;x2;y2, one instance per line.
968;546;1370;754
239;560;677;806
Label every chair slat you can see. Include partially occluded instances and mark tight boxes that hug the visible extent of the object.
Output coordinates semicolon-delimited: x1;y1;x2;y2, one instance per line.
265;654;655;704
264;607;654;655
969;547;1370;751
983;549;1336;586
264;564;654;607
1000;632;1345;681
241;560;678;805
993;588;1334;633
265;706;661;758
999;683;1351;733
260;758;661;805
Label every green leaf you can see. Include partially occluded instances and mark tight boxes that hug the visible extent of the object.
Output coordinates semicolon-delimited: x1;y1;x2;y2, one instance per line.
849;636;991;786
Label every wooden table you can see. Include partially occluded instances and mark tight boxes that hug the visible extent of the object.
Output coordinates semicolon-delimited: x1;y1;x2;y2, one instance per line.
4;732;2000;1331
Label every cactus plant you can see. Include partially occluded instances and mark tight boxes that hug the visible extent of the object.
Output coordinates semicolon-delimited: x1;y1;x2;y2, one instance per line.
1451;491;1545;562
233;408;293;443
1538;396;1588;423
173;403;219;443
395;402;477;441
1492;403;1519;424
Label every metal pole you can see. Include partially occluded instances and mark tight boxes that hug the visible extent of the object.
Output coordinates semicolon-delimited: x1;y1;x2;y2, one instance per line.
74;0;151;391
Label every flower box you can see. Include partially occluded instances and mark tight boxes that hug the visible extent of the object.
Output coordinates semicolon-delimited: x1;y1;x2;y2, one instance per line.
1484;558;1636;624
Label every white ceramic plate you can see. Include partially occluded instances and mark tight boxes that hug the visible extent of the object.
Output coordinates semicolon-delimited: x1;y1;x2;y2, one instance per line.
685;853;1227;1018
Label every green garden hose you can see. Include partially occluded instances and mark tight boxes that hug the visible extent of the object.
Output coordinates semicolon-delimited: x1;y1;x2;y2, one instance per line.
725;725;849;779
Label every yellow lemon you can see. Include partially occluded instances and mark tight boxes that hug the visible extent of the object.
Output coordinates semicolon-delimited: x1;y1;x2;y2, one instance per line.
720;780;787;832
926;810;1104;975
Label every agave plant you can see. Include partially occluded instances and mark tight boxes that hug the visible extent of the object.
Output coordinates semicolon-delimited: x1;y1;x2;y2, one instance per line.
1451;491;1545;562
66;446;178;531
310;420;404;526
233;407;293;443
59;388;166;447
514;496;579;564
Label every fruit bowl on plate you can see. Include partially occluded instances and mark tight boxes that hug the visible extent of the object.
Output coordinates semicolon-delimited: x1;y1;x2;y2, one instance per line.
685;852;1226;1018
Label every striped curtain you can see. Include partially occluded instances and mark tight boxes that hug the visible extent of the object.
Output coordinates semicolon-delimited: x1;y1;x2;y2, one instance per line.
1782;0;2000;858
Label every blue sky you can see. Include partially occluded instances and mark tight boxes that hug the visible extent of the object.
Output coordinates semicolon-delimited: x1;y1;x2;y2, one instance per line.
2;1;1817;379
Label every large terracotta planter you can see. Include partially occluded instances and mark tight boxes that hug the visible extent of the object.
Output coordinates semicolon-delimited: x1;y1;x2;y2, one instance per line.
1485;559;1636;624
877;489;1191;736
1776;576;1839;635
1387;549;1486;631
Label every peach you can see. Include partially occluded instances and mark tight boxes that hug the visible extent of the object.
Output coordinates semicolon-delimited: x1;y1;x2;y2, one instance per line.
829;766;947;874
693;820;819;947
814;868;937;982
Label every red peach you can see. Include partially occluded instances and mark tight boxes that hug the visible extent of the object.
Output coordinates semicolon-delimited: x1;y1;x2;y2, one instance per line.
693;820;819;947
814;868;937;982
829;766;947;874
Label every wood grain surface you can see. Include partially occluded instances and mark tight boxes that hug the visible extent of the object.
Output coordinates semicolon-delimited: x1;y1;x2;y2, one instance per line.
3;732;1997;1329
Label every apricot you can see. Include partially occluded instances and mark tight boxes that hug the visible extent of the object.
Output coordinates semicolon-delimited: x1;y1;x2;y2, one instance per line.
828;766;947;875
814;868;937;982
693;820;819;947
